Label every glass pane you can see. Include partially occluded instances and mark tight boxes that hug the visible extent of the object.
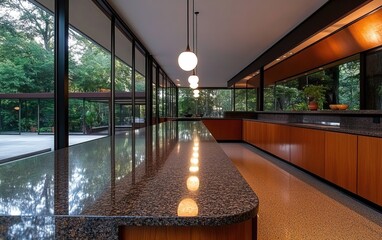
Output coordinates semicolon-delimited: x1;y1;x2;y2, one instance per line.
152;65;157;124
275;80;304;111
69;0;110;144
115;25;133;132
365;50;382;109
235;89;247;111
134;46;146;128
178;88;232;118
264;86;275;111
339;60;360;110
0;0;54;160
247;88;257;111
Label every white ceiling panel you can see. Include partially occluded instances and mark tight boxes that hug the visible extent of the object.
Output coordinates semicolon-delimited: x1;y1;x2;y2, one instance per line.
107;0;328;87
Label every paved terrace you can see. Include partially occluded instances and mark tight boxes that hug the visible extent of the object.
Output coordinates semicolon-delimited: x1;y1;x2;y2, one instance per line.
0;133;105;162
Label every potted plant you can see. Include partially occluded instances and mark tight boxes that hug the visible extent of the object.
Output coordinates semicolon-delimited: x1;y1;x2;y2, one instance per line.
303;85;326;111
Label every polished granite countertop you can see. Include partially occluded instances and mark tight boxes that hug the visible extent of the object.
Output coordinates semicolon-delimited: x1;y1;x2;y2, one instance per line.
0;121;259;239
227;110;382;116
243;118;382;138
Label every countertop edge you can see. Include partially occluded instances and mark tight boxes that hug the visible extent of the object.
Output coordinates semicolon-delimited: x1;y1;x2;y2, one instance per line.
243;118;382;138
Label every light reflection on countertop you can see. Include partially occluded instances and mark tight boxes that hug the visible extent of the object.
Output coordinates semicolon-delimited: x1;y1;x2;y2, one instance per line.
0;121;258;239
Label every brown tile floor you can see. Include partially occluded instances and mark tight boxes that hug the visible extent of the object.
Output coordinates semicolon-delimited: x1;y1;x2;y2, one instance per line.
220;143;382;240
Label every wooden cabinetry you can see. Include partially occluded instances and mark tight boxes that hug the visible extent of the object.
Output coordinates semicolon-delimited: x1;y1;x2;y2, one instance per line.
243;121;290;161
325;132;357;193
202;119;242;141
358;136;382;206
120;218;254;240
243;120;382;206
290;127;325;178
266;123;290;161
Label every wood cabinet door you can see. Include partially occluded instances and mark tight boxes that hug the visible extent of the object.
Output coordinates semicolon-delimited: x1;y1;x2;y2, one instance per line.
202;119;242;141
290;127;325;177
358;136;382;206
268;123;291;162
243;120;249;142
325;132;357;193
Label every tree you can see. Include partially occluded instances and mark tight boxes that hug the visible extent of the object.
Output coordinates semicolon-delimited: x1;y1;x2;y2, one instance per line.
69;32;111;92
339;60;360;110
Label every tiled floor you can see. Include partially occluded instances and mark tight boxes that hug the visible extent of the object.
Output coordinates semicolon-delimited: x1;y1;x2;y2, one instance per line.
220;143;382;240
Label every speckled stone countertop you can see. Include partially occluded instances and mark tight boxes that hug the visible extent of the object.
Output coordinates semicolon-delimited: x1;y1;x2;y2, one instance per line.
0;121;259;239
243;118;382;138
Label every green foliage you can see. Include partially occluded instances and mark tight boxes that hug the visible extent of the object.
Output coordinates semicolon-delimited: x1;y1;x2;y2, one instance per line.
69;32;111;92
264;86;275;111
275;85;301;111
234;89;246;111
338;60;360;110
303;84;326;104
115;58;132;92
178;89;232;117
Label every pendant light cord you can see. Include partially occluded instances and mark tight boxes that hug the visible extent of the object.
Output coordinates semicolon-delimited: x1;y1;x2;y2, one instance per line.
192;0;195;52
195;11;199;56
195;11;199;75
186;0;190;50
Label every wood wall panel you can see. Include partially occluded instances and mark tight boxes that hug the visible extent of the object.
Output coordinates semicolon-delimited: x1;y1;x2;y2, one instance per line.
358;136;382;206
119;218;253;240
325;132;358;193
202;119;242;141
290;127;325;177
264;8;382;85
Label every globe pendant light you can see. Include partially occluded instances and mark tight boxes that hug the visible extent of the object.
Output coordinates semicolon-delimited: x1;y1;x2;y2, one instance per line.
188;70;199;85
190;83;198;89
189;8;200;89
178;0;197;71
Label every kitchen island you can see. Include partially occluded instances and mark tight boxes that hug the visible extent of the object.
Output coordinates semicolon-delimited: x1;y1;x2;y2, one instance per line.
0;121;259;239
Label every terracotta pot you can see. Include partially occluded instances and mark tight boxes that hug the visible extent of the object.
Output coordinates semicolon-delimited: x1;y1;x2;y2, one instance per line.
308;101;318;111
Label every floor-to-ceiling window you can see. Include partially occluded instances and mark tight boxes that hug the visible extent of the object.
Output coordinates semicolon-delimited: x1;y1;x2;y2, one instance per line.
0;0;55;160
68;0;111;141
115;24;133;132
134;45;146;127
233;87;257;111
0;0;181;162
178;88;232;117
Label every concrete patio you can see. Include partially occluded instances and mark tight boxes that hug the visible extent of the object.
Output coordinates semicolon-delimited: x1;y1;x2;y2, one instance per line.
0;133;105;162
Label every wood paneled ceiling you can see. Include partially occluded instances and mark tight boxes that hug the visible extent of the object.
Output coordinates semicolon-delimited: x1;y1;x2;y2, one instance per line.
238;0;382;88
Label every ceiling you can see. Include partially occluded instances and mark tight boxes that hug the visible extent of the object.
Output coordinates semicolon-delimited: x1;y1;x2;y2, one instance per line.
106;0;328;88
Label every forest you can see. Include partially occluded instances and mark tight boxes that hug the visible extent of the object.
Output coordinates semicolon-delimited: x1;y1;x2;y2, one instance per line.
0;0;146;133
